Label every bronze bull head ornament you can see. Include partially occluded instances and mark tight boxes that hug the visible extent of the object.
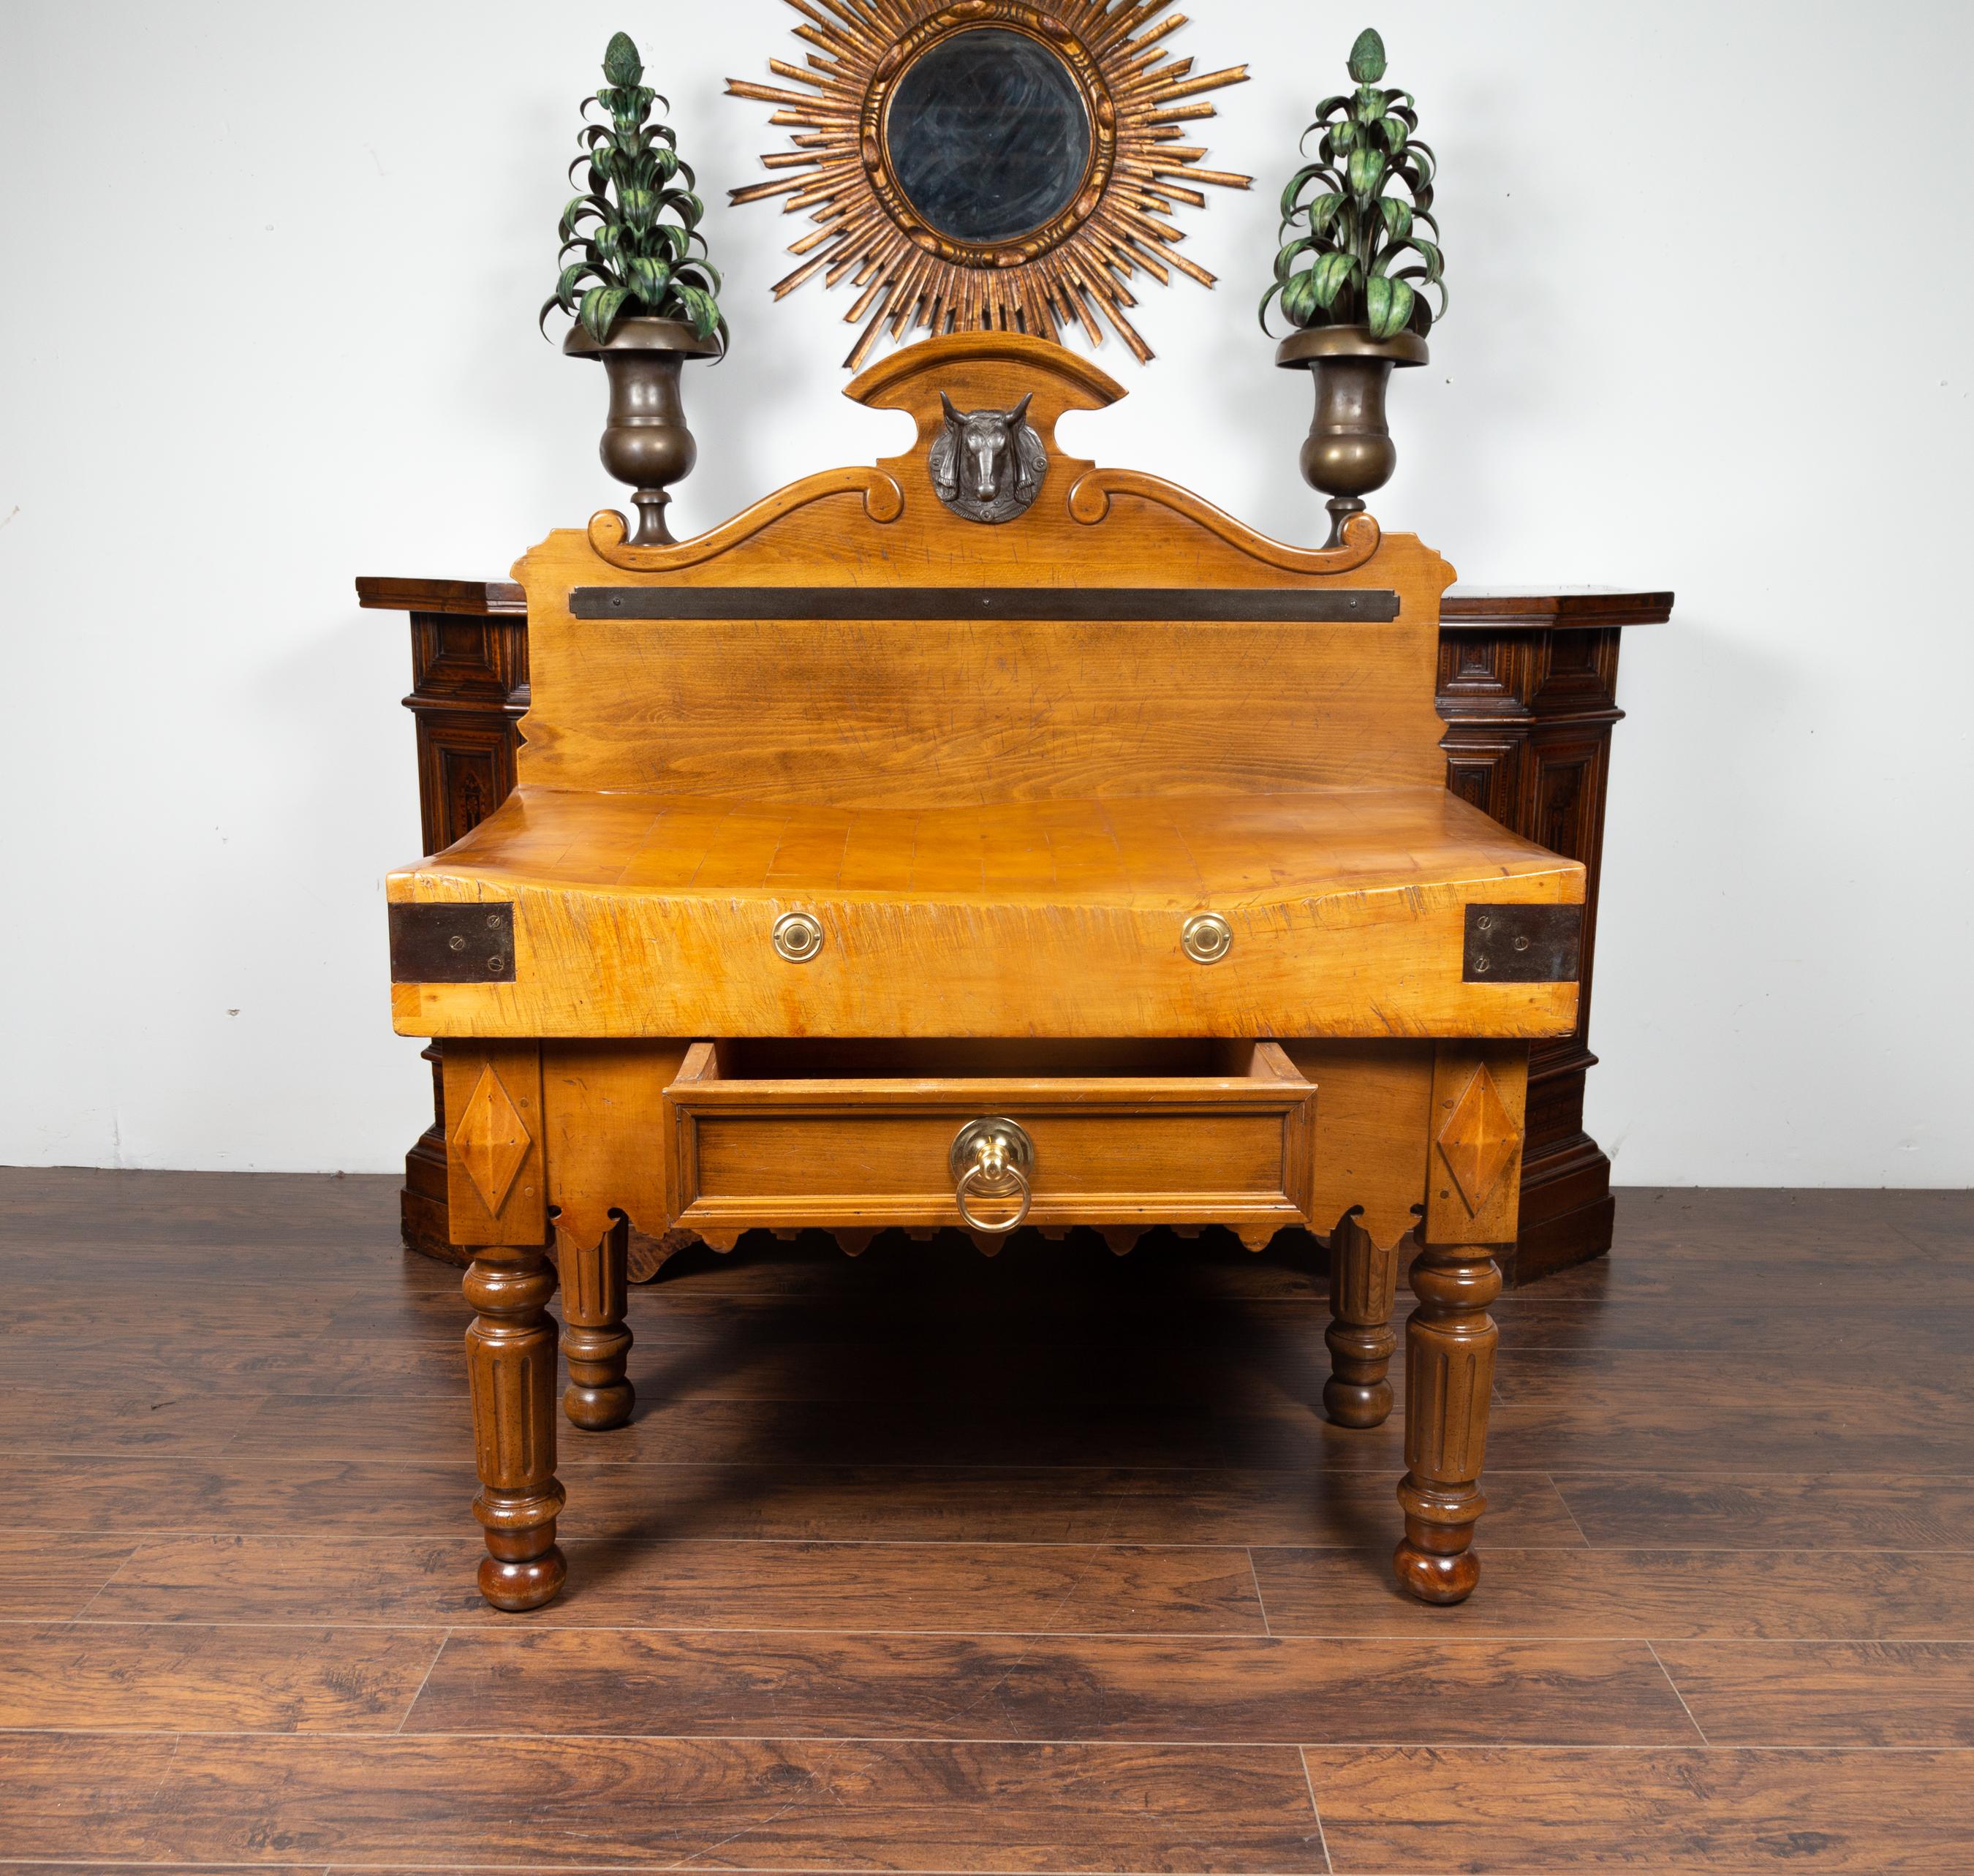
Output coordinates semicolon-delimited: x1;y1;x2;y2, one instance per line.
930;392;1048;524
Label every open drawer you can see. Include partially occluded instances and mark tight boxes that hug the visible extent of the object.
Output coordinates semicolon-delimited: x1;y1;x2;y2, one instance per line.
661;1038;1315;1242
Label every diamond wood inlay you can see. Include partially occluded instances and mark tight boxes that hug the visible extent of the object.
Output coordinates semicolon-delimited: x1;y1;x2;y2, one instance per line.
452;1066;531;1216
1437;1065;1521;1216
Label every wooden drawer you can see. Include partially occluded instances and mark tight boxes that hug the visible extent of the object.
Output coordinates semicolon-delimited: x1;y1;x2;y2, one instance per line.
661;1039;1315;1241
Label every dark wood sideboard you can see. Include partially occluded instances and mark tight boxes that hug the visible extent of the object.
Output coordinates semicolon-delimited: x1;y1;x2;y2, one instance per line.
359;575;1668;1287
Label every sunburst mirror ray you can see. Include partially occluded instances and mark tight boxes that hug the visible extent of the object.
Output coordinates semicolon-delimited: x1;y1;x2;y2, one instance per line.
728;0;1249;368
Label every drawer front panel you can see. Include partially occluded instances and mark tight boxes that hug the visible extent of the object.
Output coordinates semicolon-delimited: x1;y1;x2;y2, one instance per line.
662;1043;1315;1233
694;1111;1292;1208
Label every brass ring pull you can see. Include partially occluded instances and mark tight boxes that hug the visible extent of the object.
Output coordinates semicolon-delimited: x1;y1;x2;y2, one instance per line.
949;1118;1035;1234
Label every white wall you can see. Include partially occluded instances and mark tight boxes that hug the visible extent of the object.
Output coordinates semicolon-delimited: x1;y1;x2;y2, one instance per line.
3;0;1969;1183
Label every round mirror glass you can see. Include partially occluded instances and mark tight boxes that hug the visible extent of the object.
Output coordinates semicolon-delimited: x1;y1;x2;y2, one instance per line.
885;28;1092;245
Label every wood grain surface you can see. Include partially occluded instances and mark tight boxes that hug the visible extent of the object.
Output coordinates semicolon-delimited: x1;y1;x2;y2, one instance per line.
390;783;1584;1040
391;335;1592;1043
0;1169;1968;1872
663;1037;1317;1237
504;339;1454;828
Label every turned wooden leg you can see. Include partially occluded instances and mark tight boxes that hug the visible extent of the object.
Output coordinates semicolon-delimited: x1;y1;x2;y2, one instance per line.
464;1243;567;1611
1393;1241;1500;1605
1324;1210;1402;1428
561;1218;634;1431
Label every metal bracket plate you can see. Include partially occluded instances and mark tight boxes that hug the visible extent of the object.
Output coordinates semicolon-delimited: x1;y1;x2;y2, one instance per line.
1463;904;1583;983
390;903;516;983
570;586;1401;623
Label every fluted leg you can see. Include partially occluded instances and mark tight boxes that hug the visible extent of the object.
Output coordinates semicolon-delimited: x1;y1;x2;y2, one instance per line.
464;1243;567;1611
561;1218;634;1431
1324;1211;1402;1427
1393;1241;1500;1605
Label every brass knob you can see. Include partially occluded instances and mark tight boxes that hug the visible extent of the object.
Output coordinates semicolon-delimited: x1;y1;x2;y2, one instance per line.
948;1118;1034;1234
1182;912;1233;964
772;911;824;962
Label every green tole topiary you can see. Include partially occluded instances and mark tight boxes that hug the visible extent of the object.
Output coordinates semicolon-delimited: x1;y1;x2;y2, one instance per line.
1262;28;1446;344
540;31;728;348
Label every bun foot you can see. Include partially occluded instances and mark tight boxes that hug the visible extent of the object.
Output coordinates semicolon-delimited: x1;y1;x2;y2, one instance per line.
564;1377;635;1431
479;1546;568;1611
1393;1536;1479;1604
1323;1374;1393;1429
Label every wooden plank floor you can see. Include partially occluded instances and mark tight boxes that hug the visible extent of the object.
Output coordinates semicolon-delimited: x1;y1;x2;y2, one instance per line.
0;1171;1969;1872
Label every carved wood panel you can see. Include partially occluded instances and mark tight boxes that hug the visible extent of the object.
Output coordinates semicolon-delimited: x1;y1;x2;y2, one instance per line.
1437;620;1627;1282
407;613;528;855
442;1042;550;1248
365;586;529;1268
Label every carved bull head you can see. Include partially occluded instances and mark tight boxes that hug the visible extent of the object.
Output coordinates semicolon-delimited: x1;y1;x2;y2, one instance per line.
929;391;1048;524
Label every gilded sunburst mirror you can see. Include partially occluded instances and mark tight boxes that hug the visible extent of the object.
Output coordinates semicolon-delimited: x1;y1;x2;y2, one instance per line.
728;1;1250;368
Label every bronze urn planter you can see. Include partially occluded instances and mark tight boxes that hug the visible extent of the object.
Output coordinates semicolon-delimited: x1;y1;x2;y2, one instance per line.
1277;325;1429;548
563;317;719;546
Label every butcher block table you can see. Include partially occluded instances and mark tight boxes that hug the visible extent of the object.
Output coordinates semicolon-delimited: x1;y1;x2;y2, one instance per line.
376;331;1644;1613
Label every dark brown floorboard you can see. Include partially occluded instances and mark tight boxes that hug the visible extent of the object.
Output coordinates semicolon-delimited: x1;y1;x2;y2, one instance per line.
1649;1640;1974;1747
0;1171;1968;1872
0;1451;1582;1546
0;1622;443;1733
1554;1472;1974;1549
1491;1299;1974;1359
404;1629;1700;1745
83;1534;1271;1633
1252;1546;1974;1639
0;1732;1326;1869
0;1536;138;1619
1301;1744;1974;1873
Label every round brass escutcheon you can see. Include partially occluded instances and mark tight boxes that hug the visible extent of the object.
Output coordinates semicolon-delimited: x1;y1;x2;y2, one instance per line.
771;911;825;963
1181;912;1233;965
949;1117;1035;1234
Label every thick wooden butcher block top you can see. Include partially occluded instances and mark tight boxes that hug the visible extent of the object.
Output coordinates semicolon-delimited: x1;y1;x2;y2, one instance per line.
387;332;1586;1042
390;782;1581;1039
